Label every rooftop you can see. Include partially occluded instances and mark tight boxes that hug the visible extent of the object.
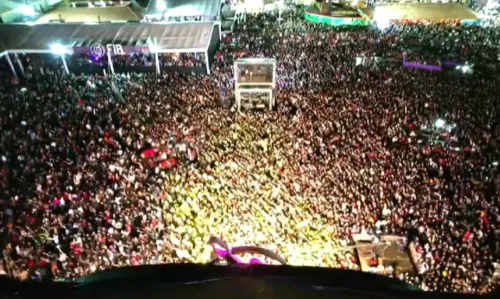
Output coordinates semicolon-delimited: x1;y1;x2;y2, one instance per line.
145;0;220;17
35;6;140;23
0;22;215;52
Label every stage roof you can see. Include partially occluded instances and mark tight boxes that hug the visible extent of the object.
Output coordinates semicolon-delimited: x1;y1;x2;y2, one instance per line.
0;0;35;14
0;22;215;53
145;0;220;17
35;7;140;23
361;3;479;20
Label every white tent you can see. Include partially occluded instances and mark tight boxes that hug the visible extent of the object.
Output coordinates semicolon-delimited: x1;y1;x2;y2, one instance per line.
146;0;221;18
0;22;215;52
0;21;220;76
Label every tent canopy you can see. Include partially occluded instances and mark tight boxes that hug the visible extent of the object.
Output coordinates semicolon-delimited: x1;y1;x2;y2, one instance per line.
0;0;33;14
146;0;220;17
0;22;215;53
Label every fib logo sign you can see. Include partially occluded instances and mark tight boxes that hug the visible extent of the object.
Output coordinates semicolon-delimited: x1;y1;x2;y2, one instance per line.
90;43;125;57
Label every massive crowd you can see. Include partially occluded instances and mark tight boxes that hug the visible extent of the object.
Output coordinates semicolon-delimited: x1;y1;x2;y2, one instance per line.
158;53;207;68
0;7;499;295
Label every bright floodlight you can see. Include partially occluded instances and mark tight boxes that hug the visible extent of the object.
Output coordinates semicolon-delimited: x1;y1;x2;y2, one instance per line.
373;7;395;31
435;119;446;129
156;0;166;10
149;44;160;53
20;5;36;16
375;17;391;30
50;43;67;55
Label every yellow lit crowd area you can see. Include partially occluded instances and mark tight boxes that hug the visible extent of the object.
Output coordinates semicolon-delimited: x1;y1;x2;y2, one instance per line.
159;116;358;269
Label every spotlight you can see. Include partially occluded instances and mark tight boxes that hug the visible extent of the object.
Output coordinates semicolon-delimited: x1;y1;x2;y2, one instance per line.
149;44;161;53
156;0;166;10
50;43;68;55
20;5;36;17
434;119;446;129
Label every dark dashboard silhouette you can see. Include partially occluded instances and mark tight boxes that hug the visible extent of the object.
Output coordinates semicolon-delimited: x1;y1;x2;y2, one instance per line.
1;263;497;299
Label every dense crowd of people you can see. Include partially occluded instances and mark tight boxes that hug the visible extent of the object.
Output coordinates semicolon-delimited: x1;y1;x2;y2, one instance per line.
158;53;207;68
0;6;499;295
113;53;154;68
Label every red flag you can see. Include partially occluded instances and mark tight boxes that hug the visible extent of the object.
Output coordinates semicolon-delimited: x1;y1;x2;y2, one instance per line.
160;158;177;169
368;257;378;266
27;260;35;268
141;148;157;158
481;212;489;226
463;231;472;241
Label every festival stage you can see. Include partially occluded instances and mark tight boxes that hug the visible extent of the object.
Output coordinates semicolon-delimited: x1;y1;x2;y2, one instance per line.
305;3;368;26
359;3;479;24
305;2;479;26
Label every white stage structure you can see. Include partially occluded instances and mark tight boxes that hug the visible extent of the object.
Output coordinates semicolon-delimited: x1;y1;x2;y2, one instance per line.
0;22;220;76
145;0;220;21
234;58;277;112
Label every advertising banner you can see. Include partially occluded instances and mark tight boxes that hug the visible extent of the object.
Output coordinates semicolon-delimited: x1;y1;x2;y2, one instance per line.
73;44;150;56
